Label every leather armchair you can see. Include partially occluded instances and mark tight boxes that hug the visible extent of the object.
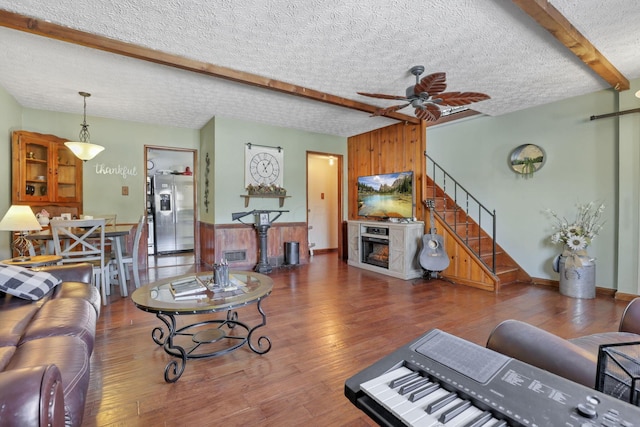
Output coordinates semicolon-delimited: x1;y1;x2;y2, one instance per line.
486;298;640;388
0;365;65;427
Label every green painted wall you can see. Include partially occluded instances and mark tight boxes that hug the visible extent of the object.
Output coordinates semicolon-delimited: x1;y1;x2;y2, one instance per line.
20;108;200;224
0;92;347;260
428;79;640;294
0;86;23;260
199;117;215;224
3;80;639;296
211;116;347;224
615;79;640;296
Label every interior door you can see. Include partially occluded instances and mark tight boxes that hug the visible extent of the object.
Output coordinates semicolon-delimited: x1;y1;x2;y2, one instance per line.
146;146;197;256
307;152;342;256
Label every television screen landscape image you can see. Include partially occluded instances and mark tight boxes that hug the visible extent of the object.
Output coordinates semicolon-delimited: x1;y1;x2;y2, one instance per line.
357;171;414;219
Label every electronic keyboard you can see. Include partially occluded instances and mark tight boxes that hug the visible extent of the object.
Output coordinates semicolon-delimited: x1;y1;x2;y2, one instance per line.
344;329;640;426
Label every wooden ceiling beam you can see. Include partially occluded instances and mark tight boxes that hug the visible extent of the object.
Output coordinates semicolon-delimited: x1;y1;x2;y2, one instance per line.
0;9;420;124
512;0;629;91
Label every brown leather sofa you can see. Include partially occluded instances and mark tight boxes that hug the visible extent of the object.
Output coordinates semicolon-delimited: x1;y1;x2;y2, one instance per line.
0;263;100;427
486;298;640;389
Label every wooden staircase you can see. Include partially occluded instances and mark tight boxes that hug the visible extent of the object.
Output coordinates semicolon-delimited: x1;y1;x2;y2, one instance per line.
425;177;532;292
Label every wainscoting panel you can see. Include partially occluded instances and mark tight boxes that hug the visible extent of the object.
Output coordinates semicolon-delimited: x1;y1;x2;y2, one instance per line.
198;221;308;270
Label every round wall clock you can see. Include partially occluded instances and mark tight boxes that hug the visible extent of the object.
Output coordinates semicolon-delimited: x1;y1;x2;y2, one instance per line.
250;152;280;184
245;144;284;187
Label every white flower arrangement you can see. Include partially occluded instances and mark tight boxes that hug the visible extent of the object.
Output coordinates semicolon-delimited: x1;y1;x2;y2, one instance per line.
546;202;605;251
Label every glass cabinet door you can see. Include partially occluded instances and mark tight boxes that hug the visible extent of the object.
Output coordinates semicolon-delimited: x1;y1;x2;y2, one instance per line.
12;130;83;208
55;144;79;201
23;138;51;202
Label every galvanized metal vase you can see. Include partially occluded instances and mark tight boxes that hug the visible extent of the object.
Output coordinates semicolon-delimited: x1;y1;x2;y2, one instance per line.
558;249;596;299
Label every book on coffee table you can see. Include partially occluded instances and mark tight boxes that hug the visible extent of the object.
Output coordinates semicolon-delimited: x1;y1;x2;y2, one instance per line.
172;292;208;301
170;278;207;298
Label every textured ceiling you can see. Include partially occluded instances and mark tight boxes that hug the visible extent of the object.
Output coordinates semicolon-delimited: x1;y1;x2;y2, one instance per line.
0;0;638;137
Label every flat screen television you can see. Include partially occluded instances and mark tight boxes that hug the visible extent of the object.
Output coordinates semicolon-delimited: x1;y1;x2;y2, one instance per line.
357;171;414;219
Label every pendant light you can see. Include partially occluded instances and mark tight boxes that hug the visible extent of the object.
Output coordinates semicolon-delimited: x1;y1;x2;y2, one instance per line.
64;91;105;161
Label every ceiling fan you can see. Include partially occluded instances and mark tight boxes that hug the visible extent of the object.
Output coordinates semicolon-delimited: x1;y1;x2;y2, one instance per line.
358;65;490;122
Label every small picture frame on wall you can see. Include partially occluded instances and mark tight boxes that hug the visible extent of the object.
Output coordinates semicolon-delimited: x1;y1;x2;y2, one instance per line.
509;144;545;178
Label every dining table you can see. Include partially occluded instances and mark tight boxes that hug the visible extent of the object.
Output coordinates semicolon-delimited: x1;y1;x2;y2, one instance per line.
25;224;134;297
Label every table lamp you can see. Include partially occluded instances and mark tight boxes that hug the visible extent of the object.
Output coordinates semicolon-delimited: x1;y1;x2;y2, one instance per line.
0;205;43;261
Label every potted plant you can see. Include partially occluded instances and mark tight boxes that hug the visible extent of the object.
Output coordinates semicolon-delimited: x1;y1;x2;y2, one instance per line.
546;202;605;298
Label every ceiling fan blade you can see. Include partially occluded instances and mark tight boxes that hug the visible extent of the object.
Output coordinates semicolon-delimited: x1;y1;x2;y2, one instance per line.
435;92;491;106
414;104;441;122
371;103;411;116
357;92;408;101
414;72;447;97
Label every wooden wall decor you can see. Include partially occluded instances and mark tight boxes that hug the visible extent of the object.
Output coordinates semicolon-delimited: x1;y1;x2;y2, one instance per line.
347;121;427;222
199;221;308;270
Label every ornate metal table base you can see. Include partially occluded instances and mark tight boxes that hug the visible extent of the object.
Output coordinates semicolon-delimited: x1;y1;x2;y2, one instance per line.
151;300;271;382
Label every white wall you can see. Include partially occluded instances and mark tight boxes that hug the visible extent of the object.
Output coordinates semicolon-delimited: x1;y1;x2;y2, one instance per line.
307;154;339;250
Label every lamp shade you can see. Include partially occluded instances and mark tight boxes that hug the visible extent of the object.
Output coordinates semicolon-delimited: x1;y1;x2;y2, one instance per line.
64;141;105;161
0;205;43;232
65;92;105;161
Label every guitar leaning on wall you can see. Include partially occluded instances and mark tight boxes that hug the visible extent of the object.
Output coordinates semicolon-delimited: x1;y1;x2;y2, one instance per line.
420;199;450;278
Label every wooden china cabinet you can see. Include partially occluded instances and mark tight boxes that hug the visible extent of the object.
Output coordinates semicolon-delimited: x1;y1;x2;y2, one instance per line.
11;130;83;213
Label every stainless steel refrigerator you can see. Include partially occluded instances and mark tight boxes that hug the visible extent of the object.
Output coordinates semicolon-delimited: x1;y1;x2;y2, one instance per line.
153;174;194;254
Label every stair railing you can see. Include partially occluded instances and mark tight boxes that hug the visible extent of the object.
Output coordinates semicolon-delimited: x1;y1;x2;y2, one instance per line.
425;154;496;273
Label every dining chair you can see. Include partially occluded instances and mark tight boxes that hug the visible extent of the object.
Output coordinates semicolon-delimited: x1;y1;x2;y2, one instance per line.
50;218;111;305
27;238;47;256
86;214;117;256
117;214;146;290
85;214;117;226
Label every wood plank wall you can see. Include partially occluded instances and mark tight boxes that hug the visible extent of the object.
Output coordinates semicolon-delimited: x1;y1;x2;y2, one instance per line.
199;221;308;269
347;121;427;221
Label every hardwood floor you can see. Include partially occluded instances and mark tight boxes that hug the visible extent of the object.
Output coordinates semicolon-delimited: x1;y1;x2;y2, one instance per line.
84;253;629;426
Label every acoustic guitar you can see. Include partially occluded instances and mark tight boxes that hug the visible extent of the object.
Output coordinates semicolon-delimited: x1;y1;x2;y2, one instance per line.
420;199;450;275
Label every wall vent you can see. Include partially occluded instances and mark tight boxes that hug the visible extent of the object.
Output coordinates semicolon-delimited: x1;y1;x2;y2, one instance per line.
224;250;247;262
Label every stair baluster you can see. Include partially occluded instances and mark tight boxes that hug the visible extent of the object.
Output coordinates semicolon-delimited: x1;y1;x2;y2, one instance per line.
425;154;496;273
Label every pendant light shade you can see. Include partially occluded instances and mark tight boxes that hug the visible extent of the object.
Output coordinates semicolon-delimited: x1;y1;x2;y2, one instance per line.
64;92;105;161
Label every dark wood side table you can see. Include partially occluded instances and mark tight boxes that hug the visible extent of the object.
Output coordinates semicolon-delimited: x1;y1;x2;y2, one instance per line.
0;255;62;268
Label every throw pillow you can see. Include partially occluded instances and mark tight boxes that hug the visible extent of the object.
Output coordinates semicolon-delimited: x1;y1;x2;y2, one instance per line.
0;264;62;301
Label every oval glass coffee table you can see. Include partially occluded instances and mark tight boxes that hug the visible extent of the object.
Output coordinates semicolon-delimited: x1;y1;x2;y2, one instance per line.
131;271;273;382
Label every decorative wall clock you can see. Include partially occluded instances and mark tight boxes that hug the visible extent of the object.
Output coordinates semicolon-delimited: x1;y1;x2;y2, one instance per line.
244;143;284;187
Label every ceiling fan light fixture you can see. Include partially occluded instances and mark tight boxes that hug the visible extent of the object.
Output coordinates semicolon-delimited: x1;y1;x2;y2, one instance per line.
358;66;489;122
64;91;105;161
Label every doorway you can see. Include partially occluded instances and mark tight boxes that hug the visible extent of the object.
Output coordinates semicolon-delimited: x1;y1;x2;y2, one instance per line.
306;152;343;257
145;146;197;260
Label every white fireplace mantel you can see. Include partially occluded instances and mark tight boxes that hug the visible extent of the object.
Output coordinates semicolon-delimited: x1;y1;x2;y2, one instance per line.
347;220;424;280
